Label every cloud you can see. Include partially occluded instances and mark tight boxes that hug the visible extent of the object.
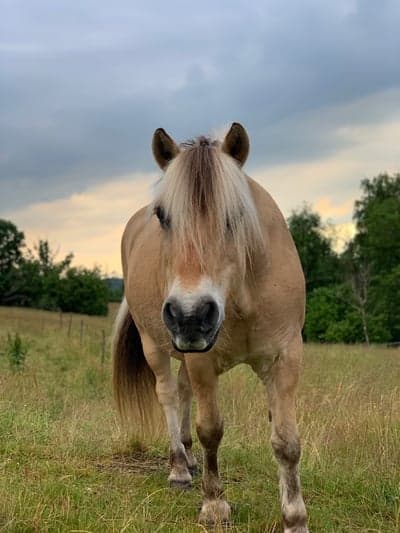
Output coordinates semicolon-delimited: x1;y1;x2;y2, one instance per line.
1;1;400;273
1;0;400;212
252;98;400;220
4;94;400;274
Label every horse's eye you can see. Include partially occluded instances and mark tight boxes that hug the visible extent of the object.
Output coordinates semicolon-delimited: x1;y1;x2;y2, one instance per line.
155;205;170;229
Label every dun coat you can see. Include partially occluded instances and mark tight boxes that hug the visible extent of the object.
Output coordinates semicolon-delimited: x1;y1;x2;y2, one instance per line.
113;123;308;532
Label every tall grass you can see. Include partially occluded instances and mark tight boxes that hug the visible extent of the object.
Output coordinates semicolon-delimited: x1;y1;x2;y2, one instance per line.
0;306;399;531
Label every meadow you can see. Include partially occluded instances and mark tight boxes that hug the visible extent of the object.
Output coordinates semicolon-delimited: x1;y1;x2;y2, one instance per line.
0;306;399;532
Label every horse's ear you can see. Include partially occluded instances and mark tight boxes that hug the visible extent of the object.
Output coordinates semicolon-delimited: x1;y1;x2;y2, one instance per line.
221;122;249;166
152;128;180;170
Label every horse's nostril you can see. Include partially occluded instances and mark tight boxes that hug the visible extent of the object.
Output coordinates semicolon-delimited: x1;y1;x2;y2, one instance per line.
168;302;177;318
200;300;219;328
162;300;181;329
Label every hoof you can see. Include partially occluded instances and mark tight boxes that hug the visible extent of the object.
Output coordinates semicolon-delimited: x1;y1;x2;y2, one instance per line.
284;524;309;533
169;479;192;490
198;499;231;526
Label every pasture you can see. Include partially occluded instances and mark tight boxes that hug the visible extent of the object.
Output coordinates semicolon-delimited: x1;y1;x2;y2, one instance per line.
0;306;399;532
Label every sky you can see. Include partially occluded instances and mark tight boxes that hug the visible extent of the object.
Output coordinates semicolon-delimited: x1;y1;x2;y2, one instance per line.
1;0;400;274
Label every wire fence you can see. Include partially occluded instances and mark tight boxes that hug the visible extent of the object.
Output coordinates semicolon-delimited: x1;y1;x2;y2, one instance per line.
0;307;116;364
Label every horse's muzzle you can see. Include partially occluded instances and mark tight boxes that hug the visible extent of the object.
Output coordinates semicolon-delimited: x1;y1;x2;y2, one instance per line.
162;297;221;353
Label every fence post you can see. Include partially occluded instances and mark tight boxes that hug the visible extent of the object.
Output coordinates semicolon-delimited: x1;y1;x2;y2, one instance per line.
101;329;106;366
67;315;72;337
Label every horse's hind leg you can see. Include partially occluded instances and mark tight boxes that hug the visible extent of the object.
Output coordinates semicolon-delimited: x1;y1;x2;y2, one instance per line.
178;361;197;473
141;335;192;489
264;335;308;533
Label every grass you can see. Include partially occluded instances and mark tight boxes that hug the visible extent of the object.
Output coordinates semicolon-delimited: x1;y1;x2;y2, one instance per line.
0;306;399;532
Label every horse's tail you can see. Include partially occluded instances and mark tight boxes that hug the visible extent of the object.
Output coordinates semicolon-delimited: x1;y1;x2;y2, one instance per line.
112;298;158;435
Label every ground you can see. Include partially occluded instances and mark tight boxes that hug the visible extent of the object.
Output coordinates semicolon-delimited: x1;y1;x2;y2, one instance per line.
0;306;399;532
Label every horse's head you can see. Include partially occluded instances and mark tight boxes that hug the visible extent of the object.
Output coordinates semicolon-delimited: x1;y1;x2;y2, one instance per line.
151;123;263;353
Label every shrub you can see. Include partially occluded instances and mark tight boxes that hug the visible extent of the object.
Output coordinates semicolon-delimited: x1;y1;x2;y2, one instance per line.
58;267;108;316
5;333;28;371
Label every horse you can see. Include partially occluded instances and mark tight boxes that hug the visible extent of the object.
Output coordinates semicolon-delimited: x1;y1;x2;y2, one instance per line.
112;123;308;532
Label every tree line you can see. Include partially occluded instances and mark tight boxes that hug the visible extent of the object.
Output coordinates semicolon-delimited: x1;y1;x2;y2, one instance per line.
0;224;122;316
289;173;400;344
1;172;399;342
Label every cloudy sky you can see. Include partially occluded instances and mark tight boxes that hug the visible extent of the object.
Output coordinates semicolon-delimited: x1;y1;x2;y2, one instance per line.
1;0;400;274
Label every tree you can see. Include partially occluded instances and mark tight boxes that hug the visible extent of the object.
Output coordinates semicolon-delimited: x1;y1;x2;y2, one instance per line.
0;220;24;272
305;285;362;343
370;266;400;343
0;220;25;304
288;205;341;292
26;240;73;309
104;277;123;302
352;173;400;276
341;241;372;344
305;283;389;344
339;173;400;343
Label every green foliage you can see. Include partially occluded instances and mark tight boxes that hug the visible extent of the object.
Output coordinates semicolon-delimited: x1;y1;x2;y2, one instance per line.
104;277;123;302
22;239;74;310
0;220;25;305
289;174;400;343
0;220;25;272
5;332;28;371
305;285;363;343
288;205;341;292
370;266;400;342
353;173;400;276
0;220;109;316
305;278;395;344
59;267;109;316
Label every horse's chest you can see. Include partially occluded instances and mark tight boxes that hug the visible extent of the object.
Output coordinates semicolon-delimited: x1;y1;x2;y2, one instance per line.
212;317;277;373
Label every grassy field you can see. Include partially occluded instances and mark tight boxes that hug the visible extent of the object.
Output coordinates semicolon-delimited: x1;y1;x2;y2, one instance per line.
0;306;399;532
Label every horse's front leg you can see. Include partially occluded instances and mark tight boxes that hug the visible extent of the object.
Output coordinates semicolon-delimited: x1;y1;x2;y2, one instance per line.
178;360;197;473
262;335;308;533
142;336;192;488
185;355;231;526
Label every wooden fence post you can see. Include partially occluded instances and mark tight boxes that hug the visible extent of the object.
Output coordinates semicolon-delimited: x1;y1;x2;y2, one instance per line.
101;329;106;366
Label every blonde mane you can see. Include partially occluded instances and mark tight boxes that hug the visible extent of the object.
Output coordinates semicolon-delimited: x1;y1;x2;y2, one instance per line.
151;137;264;272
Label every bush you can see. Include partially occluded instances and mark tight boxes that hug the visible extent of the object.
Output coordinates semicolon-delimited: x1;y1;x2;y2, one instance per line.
59;267;108;316
305;285;350;342
305;283;392;343
370;267;400;342
6;333;28;371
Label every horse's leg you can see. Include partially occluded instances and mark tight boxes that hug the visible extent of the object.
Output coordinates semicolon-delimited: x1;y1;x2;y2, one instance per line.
263;335;308;533
178;361;197;473
185;356;231;526
141;335;192;489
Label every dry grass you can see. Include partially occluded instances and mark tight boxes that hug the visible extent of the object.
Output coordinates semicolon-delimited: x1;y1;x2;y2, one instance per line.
0;306;399;532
